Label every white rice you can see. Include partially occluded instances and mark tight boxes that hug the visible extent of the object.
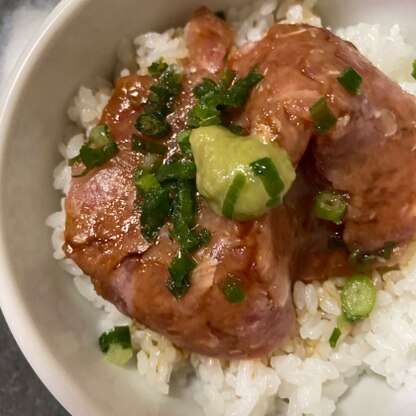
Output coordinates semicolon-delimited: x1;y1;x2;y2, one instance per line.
46;1;416;415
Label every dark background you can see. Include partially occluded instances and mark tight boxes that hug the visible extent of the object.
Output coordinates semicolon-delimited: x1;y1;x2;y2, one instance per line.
0;2;69;415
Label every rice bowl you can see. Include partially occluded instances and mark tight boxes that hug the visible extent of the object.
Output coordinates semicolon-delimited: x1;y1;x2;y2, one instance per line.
2;0;412;414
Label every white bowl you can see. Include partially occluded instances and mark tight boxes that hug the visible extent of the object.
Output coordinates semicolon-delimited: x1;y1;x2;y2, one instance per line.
1;0;416;415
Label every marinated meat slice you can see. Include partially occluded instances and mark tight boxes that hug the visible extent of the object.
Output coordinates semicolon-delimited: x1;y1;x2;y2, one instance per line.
186;7;235;75
230;24;416;252
64;10;295;359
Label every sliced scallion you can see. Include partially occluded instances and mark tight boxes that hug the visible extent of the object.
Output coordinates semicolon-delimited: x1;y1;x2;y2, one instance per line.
341;275;376;322
140;188;171;242
99;326;132;353
135;173;160;193
135;112;170;138
222;274;245;304
222;173;246;219
329;327;341;348
156;160;196;182
98;326;133;367
412;59;416;80
148;59;168;77
309;97;337;134
166;251;196;299
337;66;362;95
250;157;285;205
177;130;193;158
314;191;346;224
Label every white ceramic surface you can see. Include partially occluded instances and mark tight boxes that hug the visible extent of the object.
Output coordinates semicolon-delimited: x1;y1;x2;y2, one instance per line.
0;0;415;415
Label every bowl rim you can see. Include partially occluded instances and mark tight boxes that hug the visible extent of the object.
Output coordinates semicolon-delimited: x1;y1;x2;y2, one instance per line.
0;1;102;414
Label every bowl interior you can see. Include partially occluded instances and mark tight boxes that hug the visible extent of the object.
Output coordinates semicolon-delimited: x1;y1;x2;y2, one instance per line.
0;0;416;415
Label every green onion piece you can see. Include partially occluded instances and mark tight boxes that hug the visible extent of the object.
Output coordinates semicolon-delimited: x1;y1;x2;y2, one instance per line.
187;103;221;128
193;78;220;100
224;70;264;108
167;251;196;299
222;173;246;219
337;67;362;95
89;125;111;147
341;275;376;322
314;191;346;224
250;157;285;204
177;130;193;158
140;188;171;242
329;327;341;348
98;326;132;353
72;140;118;177
156;160;196;182
69;124;118;176
135;173;160;193
172;218;199;252
193;228;212;249
309;97;337;134
222;274;245;304
174;180;197;227
131;134;168;155
148;59;168;77
135;112;170;138
104;344;133;367
411;59;416;80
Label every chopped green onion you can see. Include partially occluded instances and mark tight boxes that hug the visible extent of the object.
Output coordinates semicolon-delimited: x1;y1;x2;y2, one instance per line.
314;191;346;224
167;250;196;299
250;157;285;205
156;160;196;182
136;60;182;137
309;97;337;134
341;275;376;322
222;274;245;304
329;327;341;348
411;59;416;80
69;127;118;177
89;125;111;147
135;173;160;193
187;103;221;128
104;344;133;367
135;112;170;138
131;134;168;154
177;130;193;158
187;69;263;128
193;228;212;249
222;173;247;219
224;70;264;108
148;59;168;77
140;188;171;242
337;67;362;95
99;326;132;353
173;180;197;227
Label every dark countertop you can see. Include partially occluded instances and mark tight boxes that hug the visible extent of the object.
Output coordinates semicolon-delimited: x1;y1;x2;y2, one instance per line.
0;2;69;415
